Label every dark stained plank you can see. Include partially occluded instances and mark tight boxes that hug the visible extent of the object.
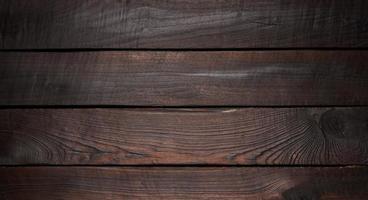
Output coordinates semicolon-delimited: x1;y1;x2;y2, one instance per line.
0;167;367;199
1;0;368;49
1;107;367;165
1;51;368;106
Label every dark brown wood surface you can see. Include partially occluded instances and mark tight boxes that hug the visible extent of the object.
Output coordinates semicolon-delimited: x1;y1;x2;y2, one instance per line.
1;1;367;199
1;51;368;106
1;167;367;199
1;107;367;165
1;0;368;49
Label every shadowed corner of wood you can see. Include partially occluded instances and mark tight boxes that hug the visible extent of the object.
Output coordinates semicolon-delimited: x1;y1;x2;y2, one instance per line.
281;169;368;200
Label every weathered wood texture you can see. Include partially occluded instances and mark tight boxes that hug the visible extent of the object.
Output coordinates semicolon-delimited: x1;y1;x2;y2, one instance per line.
0;167;367;199
1;51;368;106
1;107;367;165
1;0;368;49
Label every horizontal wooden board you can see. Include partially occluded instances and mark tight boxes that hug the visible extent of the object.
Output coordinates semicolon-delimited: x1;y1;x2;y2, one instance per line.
1;51;368;106
0;167;367;199
1;107;367;165
0;0;368;49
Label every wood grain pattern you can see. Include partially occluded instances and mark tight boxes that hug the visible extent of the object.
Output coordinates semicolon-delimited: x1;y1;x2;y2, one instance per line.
1;0;368;49
1;107;367;165
0;167;367;199
1;51;368;106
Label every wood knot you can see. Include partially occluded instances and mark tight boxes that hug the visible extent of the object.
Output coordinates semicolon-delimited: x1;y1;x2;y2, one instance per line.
319;109;368;140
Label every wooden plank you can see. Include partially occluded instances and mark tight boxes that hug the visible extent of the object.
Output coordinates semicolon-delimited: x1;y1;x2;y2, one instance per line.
1;107;367;165
1;51;368;106
0;167;367;199
0;0;367;49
